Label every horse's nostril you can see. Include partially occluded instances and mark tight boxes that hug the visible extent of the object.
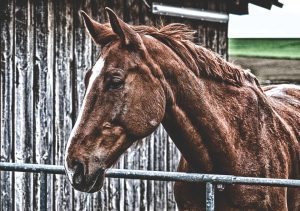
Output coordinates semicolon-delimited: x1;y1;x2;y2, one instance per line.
73;160;85;186
73;171;83;185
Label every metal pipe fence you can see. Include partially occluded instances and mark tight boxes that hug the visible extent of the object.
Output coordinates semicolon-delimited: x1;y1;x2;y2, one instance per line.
1;162;300;211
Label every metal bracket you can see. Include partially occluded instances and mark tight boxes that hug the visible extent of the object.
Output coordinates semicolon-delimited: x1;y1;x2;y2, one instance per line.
206;182;215;211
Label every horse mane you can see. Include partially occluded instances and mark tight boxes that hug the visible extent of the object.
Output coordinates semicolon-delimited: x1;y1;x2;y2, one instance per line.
103;23;254;86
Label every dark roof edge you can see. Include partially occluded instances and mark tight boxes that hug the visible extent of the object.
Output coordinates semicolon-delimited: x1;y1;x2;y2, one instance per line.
229;0;283;15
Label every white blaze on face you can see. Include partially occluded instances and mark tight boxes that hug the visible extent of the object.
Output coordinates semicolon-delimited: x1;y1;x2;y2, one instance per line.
86;57;105;95
64;57;105;176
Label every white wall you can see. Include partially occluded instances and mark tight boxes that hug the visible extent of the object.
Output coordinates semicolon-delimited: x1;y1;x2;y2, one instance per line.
228;0;300;38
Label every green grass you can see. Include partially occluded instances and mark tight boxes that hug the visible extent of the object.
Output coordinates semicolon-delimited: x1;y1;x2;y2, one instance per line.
228;38;300;59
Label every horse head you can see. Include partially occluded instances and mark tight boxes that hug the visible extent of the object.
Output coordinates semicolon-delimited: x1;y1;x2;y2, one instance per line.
64;8;169;193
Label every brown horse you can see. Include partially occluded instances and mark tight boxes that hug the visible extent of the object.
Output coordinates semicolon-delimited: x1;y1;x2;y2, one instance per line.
64;8;300;210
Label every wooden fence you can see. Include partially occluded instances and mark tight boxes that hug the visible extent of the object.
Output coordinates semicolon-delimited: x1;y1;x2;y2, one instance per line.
0;0;227;210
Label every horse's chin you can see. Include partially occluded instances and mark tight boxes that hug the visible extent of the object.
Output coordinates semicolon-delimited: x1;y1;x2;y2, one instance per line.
86;173;105;193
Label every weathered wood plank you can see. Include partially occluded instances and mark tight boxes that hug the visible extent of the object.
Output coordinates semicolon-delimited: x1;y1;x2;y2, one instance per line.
46;2;57;210
207;25;219;52
154;126;167;210
219;24;228;59
33;0;56;210
90;0;106;64
53;0;74;210
197;23;207;47
147;131;156;210
14;0;34;209
0;1;15;210
167;135;180;210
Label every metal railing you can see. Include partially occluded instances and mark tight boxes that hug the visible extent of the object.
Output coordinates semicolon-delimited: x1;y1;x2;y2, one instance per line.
1;162;300;211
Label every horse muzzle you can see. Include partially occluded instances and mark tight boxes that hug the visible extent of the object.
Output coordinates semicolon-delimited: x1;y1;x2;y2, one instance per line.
65;160;106;193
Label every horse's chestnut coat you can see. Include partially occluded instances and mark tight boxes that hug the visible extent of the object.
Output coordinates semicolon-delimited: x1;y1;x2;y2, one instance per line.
65;8;300;210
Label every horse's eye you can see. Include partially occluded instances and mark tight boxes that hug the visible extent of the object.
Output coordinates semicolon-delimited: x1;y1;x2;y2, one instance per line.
108;77;124;90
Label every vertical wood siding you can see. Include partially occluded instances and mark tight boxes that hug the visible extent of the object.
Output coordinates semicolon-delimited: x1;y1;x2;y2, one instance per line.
0;0;227;210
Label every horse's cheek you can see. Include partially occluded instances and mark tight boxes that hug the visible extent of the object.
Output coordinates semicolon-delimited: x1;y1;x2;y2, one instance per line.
121;87;165;139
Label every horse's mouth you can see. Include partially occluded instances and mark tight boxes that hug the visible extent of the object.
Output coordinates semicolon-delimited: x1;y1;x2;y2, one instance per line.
70;168;106;193
86;170;106;193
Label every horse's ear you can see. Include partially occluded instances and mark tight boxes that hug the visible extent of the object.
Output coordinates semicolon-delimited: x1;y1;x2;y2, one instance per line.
105;7;142;48
80;10;113;46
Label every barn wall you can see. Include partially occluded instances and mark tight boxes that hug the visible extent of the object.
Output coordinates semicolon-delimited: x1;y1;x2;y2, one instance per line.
0;0;227;210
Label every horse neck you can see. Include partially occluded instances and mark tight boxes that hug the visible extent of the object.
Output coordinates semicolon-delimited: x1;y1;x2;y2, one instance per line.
160;57;262;173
